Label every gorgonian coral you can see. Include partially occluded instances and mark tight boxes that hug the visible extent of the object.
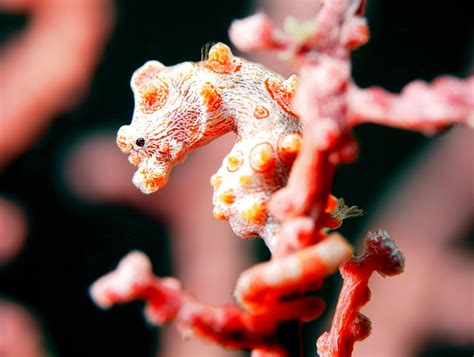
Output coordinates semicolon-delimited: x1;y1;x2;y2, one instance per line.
91;0;472;355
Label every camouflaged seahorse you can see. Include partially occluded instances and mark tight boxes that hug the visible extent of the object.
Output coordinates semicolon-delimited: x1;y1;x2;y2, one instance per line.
117;43;301;250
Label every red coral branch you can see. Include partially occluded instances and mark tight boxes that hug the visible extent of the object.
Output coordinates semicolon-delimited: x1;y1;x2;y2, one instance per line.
90;251;327;355
91;233;354;355
316;230;405;357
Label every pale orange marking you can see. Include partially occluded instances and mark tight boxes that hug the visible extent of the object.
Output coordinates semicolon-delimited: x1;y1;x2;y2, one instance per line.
227;151;244;172
116;135;130;153
205;43;241;74
219;189;235;205
241;201;267;225
240;231;260;239
265;75;299;117
200;82;222;112
210;174;222;188
133;62;164;88
239;175;252;187
250;142;275;173
253;105;270;119
128;152;141;166
141;171;166;191
139;82;169;114
278;133;302;164
213;208;229;221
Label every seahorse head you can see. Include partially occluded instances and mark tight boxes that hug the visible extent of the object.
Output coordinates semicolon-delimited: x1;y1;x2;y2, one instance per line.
117;60;208;194
117;43;243;194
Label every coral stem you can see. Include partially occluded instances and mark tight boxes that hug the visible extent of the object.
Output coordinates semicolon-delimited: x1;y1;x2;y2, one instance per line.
316;230;405;356
90;250;330;354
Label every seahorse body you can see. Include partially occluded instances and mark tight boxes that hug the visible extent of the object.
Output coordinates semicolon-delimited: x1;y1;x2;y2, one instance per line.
117;43;301;250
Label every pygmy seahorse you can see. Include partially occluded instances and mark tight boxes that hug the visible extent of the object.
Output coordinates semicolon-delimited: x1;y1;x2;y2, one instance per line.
117;42;302;251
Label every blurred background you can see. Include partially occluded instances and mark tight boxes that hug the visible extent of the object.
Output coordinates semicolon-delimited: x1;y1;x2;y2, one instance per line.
0;0;472;356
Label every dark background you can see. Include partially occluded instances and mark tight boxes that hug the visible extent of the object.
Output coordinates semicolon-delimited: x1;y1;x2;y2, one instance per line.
0;0;472;356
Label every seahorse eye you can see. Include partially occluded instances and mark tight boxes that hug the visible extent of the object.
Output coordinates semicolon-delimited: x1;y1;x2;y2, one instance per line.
136;137;146;147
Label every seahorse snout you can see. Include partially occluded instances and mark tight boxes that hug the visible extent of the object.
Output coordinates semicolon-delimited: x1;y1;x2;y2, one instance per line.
132;160;170;194
117;124;186;194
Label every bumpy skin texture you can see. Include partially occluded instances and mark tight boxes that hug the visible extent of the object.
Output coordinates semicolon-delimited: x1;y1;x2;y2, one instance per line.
117;43;302;250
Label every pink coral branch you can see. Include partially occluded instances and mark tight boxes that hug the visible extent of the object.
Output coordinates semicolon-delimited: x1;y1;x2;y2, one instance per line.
0;0;113;167
230;2;368;257
90;251;328;355
311;0;355;44
316;230;405;357
348;77;474;133
230;0;472;258
229;13;286;52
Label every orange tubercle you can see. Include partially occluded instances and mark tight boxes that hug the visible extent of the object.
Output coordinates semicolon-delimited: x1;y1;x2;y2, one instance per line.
139;82;169;114
142;172;167;191
227;151;244;172
213;208;229;221
253;105;270;119
210;174;222;188
205;43;242;74
116;135;130;153
200;82;222;112
265;75;299;117
241;201;267;225
132;61;165;88
239;175;252;187
219;189;235;205
250;142;275;173
278;133;302;164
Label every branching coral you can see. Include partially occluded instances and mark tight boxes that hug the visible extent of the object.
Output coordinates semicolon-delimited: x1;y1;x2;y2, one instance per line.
91;234;349;355
229;0;472;244
91;0;472;355
317;230;405;357
0;0;113;168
